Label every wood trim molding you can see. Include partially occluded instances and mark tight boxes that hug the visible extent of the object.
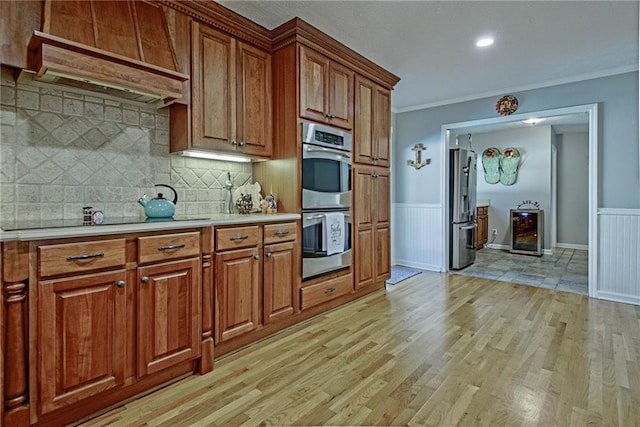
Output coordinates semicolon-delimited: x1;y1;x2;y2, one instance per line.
271;18;400;90
158;0;272;51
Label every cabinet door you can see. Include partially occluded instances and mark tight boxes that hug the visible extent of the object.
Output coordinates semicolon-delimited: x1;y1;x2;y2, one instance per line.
354;76;390;166
354;167;391;289
353;166;374;289
355;226;374;290
38;270;126;414
374;224;391;283
137;258;201;376
354;75;375;165
299;45;329;124
328;61;354;130
372;85;391;166
215;247;260;342
353;167;374;228
192;22;236;151
237;42;272;157
373;169;391;282
373;169;391;225
263;241;296;323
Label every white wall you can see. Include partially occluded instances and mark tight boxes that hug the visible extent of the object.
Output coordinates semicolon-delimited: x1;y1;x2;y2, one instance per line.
557;132;589;246
470;126;553;249
394;72;638;208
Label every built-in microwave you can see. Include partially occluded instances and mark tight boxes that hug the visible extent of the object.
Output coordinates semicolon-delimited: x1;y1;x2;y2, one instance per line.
301;121;352;211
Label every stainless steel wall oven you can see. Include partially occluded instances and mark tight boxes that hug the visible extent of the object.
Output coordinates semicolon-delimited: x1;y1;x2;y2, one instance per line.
301;121;353;279
301;121;352;211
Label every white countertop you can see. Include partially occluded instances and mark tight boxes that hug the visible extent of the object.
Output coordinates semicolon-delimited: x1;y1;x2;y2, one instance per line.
0;213;300;242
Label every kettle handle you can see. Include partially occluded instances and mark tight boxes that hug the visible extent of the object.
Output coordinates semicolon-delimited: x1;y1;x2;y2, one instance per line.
155;184;178;205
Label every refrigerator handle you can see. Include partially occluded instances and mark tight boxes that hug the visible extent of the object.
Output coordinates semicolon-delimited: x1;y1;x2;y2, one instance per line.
459;223;478;230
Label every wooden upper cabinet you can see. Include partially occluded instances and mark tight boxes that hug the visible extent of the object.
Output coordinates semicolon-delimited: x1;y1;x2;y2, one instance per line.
237;42;272;157
354;75;391;166
38;270;127;415
191;22;235;151
188;22;272;157
299;45;354;130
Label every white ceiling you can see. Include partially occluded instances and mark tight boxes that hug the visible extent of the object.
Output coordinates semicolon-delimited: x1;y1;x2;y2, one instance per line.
217;0;639;112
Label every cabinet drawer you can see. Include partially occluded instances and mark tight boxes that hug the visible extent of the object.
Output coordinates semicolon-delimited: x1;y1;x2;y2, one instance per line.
300;273;353;310
138;232;201;264
38;239;126;278
216;226;261;251
263;222;297;244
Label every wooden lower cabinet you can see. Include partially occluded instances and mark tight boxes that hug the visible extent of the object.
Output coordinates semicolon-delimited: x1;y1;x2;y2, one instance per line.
263;241;296;323
476;206;488;249
300;273;353;310
354;166;391;289
137;258;201;376
38;270;127;415
215;247;261;342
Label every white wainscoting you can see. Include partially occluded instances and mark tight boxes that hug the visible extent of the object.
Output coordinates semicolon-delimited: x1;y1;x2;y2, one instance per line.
392;203;443;271
597;209;640;305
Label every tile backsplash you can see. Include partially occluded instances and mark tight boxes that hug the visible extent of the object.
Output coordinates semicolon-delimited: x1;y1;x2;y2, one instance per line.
0;66;252;224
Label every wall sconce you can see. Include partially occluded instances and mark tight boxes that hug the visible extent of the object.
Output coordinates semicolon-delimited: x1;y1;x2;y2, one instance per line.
407;144;430;169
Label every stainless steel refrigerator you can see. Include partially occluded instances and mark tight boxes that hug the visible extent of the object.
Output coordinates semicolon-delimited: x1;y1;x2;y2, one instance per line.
449;148;477;269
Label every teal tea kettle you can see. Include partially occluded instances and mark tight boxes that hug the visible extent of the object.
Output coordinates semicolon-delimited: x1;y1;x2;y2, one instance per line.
138;184;178;218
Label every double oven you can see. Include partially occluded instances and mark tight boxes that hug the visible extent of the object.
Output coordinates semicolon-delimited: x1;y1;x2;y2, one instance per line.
301;121;352;280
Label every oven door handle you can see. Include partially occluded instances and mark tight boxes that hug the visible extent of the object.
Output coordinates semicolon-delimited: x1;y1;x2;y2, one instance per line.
305;213;351;221
304;146;351;160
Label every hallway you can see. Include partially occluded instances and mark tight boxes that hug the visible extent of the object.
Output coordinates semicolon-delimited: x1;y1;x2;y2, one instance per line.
453;248;588;295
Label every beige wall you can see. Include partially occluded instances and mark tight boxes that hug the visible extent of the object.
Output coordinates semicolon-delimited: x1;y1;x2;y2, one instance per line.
0;66;252;224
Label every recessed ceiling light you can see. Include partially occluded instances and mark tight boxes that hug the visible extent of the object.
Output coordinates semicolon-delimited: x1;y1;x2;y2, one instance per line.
522;118;545;125
476;37;494;48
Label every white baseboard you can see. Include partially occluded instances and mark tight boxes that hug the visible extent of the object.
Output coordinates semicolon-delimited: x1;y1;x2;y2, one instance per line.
393;259;441;272
596;291;640;306
556;243;589;251
485;244;509;251
485;243;552;255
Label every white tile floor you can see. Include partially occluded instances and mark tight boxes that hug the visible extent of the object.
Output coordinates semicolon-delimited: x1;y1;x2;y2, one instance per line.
453;247;589;295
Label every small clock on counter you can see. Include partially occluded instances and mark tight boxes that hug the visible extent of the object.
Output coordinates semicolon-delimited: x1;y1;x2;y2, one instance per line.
92;210;105;225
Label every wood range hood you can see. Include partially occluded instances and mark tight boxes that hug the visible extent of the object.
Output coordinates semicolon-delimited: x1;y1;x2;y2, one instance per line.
24;0;188;105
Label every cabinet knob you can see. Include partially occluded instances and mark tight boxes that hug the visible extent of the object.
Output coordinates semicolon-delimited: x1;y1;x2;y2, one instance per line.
117;280;126;288
231;140;238;146
325;113;335;119
238;141;245;147
253;255;260;260
266;252;272;258
141;276;149;284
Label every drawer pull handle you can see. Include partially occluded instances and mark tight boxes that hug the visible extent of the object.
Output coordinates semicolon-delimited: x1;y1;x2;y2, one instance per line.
253;255;260;260
230;235;249;241
274;230;290;236
117;280;126;288
266;252;272;258
324;287;336;294
141;276;149;284
66;252;105;261
158;243;186;251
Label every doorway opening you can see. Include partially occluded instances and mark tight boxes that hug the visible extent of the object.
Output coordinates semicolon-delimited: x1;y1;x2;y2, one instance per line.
440;104;599;297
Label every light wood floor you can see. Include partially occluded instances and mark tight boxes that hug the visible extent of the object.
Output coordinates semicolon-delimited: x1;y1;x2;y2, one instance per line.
81;271;640;426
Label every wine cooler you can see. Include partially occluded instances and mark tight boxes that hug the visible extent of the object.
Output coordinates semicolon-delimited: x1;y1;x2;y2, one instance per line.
510;209;543;256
